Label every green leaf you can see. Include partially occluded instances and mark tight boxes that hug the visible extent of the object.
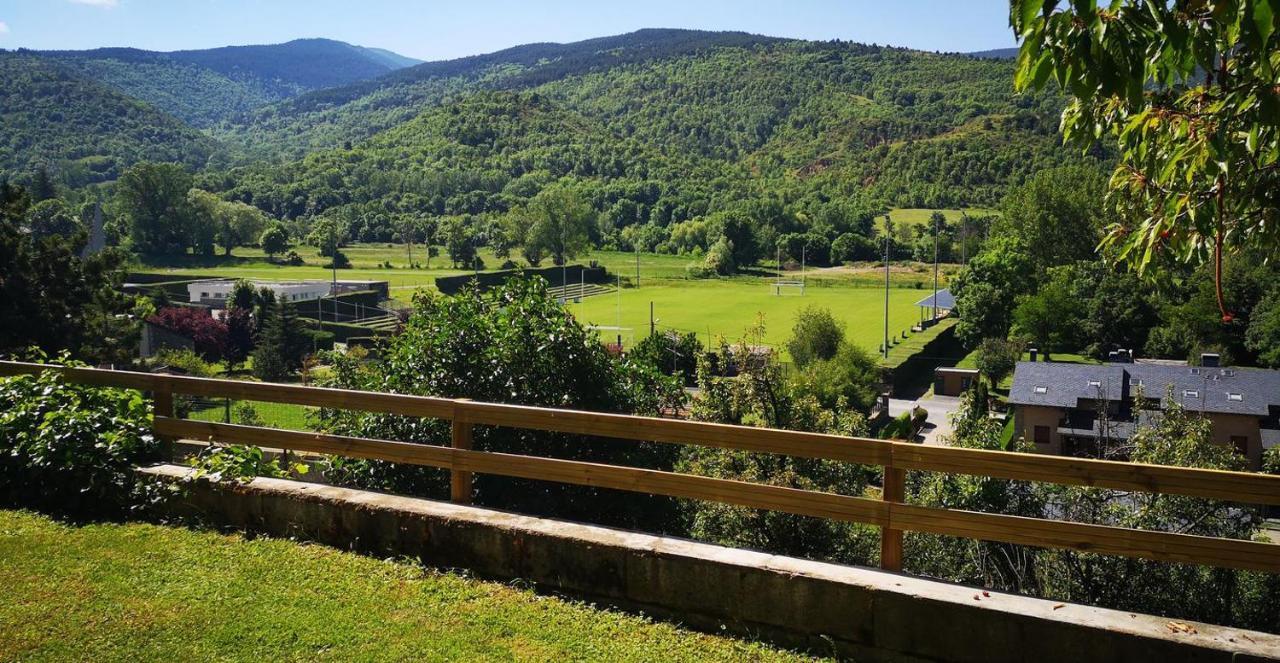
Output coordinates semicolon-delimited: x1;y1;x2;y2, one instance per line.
1016;0;1046;32
1254;0;1276;47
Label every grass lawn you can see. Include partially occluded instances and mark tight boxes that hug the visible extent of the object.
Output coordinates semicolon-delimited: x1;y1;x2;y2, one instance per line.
569;279;931;357
887;207;999;227
0;509;819;662
189;400;316;431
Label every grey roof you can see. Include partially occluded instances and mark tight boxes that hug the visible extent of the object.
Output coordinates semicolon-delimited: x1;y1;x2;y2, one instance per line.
1008;361;1280;416
914;288;955;310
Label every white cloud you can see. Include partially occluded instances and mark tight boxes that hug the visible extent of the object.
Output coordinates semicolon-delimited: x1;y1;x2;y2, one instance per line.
0;21;9;35
70;0;119;7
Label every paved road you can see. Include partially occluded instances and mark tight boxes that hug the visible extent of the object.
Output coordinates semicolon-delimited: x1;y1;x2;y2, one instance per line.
886;395;964;445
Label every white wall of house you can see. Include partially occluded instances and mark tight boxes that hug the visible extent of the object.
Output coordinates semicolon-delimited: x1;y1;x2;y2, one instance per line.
187;281;332;306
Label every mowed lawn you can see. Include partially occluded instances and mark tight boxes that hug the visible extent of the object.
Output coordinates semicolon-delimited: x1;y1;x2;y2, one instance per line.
569;279;928;355
0;510;820;662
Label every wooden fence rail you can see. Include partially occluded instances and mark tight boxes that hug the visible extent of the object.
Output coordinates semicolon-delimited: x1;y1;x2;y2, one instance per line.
3;361;1279;574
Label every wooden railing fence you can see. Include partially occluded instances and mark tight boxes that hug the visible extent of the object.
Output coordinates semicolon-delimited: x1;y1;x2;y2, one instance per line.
2;361;1278;573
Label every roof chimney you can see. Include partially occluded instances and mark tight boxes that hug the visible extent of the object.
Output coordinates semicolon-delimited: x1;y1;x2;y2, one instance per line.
1029;348;1038;362
1201;353;1220;368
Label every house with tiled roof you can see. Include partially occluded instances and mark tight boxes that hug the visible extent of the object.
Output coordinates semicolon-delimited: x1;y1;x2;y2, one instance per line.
1008;355;1280;469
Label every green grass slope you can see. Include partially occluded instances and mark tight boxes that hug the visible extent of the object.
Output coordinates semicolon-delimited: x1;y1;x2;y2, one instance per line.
0;509;816;661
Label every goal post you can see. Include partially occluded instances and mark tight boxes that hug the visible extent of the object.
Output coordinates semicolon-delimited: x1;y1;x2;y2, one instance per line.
771;280;806;296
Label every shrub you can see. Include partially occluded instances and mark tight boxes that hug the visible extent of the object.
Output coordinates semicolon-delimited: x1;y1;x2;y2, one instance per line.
317;278;685;529
975;336;1025;385
630;330;703;386
0;367;159;516
148;307;228;361
282;250;305;266
325;251;351;269
786;306;845;368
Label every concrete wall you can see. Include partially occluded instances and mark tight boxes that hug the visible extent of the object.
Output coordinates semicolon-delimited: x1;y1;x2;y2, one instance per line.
140;464;1279;663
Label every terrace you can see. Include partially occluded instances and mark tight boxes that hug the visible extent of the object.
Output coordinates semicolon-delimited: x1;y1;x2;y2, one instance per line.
2;360;1279;661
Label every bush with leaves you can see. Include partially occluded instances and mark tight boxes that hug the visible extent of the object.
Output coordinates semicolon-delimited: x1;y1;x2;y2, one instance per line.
974;336;1025;385
0;365;160;517
1034;397;1270;628
678;331;877;564
786;305;845;368
906;389;1045;592
630;330;703;386
317;278;685;529
148;307;228;361
792;342;880;413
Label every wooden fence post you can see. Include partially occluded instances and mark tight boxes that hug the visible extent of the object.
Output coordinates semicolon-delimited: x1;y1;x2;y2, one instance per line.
153;380;175;458
450;401;473;505
880;449;905;572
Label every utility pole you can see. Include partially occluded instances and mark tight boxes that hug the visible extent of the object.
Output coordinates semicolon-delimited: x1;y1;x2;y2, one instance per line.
883;215;890;360
932;213;940;322
329;222;338;323
405;219;413;269
650;301;655;338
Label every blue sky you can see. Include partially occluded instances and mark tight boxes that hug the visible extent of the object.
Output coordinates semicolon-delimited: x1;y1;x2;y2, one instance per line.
0;1;1017;61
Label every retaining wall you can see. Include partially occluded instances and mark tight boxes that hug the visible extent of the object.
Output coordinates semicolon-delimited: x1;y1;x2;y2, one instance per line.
139;464;1279;662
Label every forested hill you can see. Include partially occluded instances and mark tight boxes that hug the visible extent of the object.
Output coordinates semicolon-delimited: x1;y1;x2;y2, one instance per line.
208;32;1085;224
34;39;422;126
213;29;787;159
0;53;215;185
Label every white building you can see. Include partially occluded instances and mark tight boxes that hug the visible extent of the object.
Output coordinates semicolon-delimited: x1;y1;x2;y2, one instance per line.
187;280;333;307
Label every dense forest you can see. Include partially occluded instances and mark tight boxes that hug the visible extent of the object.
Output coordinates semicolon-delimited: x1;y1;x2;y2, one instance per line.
1;29;1091;238
0;53;216;185
35;39;421;127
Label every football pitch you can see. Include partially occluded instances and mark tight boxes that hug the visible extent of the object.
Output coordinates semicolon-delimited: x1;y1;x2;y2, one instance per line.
567;279;931;356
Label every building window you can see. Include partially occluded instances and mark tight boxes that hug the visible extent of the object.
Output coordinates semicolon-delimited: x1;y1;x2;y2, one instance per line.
1033;386;1048;394
961;377;971;390
1034;425;1050;445
1087;380;1101;388
200;292;209;298
1231;436;1248;456
1227;393;1243;402
1184;389;1199;399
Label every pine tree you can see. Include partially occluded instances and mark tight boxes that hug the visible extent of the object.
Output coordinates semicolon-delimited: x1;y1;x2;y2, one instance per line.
29;166;56;203
251;301;304;381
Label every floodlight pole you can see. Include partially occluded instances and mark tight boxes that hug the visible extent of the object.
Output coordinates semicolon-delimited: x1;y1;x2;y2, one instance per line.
883;216;890;360
932;213;940;322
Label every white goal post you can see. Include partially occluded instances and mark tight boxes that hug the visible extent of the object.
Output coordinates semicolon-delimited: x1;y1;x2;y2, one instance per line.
771;280;806;296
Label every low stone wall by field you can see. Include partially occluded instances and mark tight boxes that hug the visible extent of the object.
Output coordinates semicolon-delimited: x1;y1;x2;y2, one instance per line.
140;464;1279;663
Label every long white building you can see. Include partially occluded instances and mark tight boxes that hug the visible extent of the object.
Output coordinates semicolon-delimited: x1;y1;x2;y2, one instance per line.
187;280;333;307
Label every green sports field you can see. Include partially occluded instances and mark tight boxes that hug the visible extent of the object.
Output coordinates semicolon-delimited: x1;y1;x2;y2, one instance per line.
139;243;952;359
569;279;935;357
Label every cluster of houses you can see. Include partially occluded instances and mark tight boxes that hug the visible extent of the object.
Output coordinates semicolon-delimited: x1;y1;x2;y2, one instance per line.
1006;352;1279;470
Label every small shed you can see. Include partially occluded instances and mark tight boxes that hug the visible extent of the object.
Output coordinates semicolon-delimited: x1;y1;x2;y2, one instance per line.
934;367;979;396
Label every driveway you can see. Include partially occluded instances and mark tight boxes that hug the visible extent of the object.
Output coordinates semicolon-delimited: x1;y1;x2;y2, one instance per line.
886;395;964;445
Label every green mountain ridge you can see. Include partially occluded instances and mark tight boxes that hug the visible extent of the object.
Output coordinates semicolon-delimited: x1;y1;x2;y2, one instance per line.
0;53;215;185
202;32;1085;230
31;38;421;126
